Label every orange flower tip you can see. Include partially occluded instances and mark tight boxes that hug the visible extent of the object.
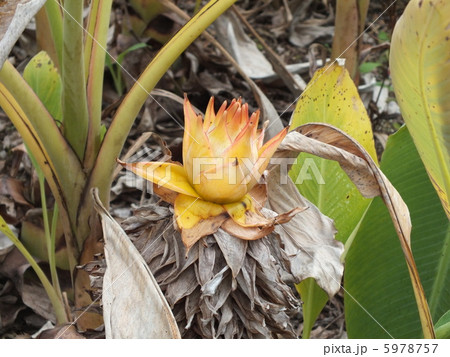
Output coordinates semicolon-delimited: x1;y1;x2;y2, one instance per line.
277;126;289;140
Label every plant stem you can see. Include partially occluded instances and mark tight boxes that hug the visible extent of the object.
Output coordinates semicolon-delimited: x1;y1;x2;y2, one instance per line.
0;78;80;270
44;0;63;68
39;172;62;296
0;216;68;324
50;204;61;289
27;145;63;297
62;0;89;161
84;0;114;171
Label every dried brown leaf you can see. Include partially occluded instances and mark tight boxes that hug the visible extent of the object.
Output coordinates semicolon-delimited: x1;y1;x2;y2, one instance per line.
92;189;180;339
276;127;380;198
214;229;247;278
221;219;273;240
181;213;228;252
267;161;343;296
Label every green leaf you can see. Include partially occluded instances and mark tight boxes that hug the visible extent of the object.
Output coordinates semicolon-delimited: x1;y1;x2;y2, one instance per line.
359;61;381;74
289;62;377;338
345;126;450;338
377;30;390;42
117;43;149;64
435;310;450;339
390;0;450;218
23;51;62;121
296;278;328;338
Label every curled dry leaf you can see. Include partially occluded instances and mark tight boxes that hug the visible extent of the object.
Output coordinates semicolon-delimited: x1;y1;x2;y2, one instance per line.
0;0;47;68
274;123;434;337
92;189;180;339
266;165;343;296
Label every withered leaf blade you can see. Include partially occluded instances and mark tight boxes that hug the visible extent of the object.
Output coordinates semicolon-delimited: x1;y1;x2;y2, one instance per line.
0;0;47;69
92;188;180;339
279;124;411;243
267;165;343;297
181;213;228;252
277;127;380;198
214;229;247;278
221;219;273;240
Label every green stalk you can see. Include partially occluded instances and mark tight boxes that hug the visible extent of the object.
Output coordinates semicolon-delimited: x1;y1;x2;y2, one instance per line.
38;170;62;295
27;146;62;295
0;216;68;324
87;0;237;207
44;0;63;68
83;0;113;171
0;62;85;256
50;204;61;289
62;0;89;161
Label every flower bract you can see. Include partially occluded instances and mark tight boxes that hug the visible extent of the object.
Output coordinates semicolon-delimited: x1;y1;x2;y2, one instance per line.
119;95;290;248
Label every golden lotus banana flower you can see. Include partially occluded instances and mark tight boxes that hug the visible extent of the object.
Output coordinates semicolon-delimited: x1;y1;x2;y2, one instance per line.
118;96;301;249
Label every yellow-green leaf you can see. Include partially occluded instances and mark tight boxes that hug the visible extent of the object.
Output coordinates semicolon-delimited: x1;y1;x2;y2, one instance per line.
23;51;62;121
290;62;377;244
390;0;450;218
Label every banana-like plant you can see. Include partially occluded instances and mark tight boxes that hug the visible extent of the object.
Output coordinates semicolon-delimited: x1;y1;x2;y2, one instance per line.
0;0;238;327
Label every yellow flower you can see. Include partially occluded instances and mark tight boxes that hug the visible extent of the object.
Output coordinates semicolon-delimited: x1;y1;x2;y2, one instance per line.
183;96;287;203
119;96;289;248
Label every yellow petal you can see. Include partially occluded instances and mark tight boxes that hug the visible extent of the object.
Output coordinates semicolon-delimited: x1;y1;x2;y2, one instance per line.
207;109;232;155
224;110;260;161
258;126;288;159
174;194;226;229
211;99;228;129
203;96;215;132
183;96;211;162
118;160;200;198
226;104;247;141
183;96;214;184
225;99;240;124
190;157;249;204
256;120;269;150
244;126;289;190
223;194;255;226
